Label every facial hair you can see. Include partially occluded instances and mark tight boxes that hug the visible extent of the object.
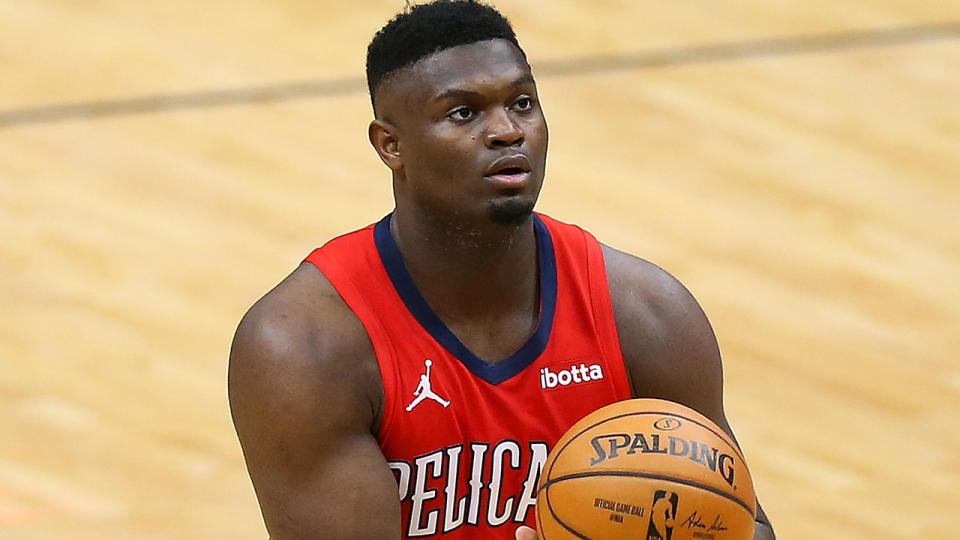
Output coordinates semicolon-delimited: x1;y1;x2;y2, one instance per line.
488;198;535;225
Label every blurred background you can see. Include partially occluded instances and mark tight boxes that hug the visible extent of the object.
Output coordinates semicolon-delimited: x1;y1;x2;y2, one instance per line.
1;1;958;538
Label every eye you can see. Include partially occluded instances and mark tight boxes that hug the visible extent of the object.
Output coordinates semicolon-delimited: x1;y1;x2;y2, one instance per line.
447;106;475;122
513;97;534;112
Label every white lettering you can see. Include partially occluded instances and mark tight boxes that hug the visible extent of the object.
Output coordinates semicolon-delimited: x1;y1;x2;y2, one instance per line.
514;442;548;522
389;460;412;501
466;443;488;526
543;368;557;388
393;440;556;534
409;451;443;537
540;363;605;389
589;365;603;380
443;446;468;532
487;440;520;526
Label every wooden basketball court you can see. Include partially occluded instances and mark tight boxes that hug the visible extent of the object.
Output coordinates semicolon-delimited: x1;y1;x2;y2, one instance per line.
2;1;958;538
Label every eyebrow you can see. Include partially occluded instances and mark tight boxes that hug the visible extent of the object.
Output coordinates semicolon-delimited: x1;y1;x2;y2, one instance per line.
431;74;536;102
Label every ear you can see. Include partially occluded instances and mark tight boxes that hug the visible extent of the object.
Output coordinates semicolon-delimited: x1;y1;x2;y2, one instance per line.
368;119;403;172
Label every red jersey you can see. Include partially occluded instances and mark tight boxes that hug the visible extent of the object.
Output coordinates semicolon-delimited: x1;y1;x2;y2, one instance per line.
305;213;631;538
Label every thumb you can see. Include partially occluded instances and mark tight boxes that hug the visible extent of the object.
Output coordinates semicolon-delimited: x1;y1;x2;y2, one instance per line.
515;525;538;540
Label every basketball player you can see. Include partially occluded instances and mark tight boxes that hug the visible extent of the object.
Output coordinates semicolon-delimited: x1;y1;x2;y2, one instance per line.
228;1;775;539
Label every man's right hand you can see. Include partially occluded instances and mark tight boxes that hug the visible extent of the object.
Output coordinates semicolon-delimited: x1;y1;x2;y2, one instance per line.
515;525;538;540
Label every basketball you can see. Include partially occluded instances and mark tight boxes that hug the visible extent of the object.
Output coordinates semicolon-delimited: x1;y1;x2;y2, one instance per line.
536;398;756;540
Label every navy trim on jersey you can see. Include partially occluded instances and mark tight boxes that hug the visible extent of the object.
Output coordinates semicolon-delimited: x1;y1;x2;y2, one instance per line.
374;213;557;385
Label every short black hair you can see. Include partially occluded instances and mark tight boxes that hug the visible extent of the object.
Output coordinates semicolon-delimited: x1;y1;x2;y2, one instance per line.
366;0;524;109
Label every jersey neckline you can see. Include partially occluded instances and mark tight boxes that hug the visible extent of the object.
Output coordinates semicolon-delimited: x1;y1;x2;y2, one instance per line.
373;213;557;385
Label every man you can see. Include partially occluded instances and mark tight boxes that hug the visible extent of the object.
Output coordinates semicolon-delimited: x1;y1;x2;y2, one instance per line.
228;1;776;539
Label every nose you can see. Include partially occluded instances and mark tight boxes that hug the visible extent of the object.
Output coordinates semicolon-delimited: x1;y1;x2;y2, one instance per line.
484;108;524;148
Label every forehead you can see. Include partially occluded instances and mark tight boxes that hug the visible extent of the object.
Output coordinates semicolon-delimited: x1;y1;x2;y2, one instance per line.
377;39;532;115
413;39;531;92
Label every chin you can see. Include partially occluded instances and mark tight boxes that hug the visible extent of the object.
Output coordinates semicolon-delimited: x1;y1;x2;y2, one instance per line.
488;198;536;225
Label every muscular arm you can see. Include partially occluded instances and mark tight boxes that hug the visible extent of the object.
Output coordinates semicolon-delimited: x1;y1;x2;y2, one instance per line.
603;246;775;540
228;264;400;540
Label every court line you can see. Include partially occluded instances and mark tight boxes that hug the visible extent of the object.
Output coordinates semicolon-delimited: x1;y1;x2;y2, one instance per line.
1;22;957;127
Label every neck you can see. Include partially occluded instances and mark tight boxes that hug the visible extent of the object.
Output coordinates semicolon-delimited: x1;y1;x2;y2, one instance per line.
389;206;539;325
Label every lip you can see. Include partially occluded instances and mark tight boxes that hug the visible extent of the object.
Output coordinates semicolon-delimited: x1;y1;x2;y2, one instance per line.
484;154;532;186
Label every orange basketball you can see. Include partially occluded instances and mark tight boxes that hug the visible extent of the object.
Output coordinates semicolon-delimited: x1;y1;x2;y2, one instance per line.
536;398;755;540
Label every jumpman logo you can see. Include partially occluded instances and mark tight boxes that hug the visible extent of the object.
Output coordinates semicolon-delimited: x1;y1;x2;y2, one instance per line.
406;359;450;411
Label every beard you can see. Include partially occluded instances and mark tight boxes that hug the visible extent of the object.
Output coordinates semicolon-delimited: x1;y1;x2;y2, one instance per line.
488;197;536;225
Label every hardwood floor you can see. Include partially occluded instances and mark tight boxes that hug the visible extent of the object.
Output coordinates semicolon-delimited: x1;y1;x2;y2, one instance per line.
1;1;958;538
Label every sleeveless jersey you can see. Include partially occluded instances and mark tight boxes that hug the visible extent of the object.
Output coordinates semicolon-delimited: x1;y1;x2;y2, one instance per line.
304;213;631;539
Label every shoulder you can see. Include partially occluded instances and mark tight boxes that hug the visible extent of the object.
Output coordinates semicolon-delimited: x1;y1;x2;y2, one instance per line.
601;245;725;421
228;263;400;538
229;262;383;434
601;245;710;342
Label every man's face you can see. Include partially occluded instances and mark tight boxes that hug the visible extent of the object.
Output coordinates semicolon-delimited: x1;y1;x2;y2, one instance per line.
373;39;548;226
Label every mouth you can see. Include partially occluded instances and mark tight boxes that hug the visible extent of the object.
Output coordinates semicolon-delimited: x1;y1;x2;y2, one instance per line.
487;167;530;185
484;156;532;186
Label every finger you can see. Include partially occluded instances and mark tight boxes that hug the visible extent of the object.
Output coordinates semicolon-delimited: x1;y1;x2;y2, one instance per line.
515;525;538;540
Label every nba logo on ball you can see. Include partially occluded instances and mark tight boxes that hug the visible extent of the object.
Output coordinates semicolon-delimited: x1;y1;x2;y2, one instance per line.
646;490;679;540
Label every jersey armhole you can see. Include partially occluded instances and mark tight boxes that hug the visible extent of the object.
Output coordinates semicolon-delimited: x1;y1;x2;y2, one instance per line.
581;232;633;400
303;249;400;442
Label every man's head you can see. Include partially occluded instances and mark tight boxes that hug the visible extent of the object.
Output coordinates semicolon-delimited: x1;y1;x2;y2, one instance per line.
366;1;548;228
366;0;524;112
